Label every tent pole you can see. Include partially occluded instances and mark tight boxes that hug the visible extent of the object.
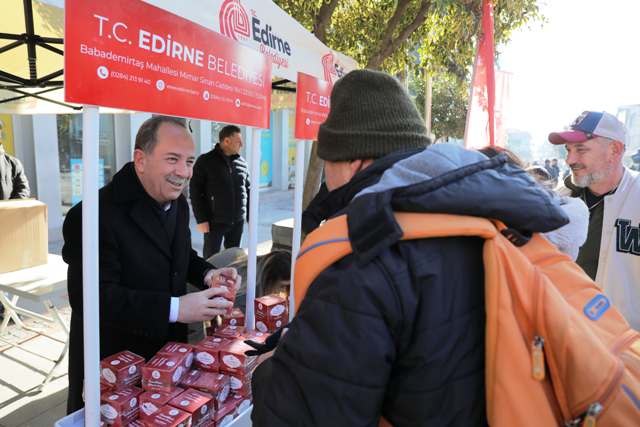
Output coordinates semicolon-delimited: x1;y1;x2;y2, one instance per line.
289;139;306;319
246;127;261;332
82;105;101;427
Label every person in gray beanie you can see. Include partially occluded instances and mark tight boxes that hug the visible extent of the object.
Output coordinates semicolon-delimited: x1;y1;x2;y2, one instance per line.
301;69;431;233
317;69;430;162
249;68;559;425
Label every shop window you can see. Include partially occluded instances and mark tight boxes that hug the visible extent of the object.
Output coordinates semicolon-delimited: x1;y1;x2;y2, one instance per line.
57;114;116;210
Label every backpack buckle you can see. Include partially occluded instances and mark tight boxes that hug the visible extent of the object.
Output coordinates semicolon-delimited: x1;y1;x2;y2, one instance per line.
501;228;531;247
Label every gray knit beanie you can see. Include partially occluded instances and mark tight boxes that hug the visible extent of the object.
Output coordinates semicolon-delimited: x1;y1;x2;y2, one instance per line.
317;69;431;162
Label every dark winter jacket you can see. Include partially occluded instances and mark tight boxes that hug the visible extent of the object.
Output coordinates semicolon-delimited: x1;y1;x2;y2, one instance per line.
62;162;212;413
251;144;568;427
0;144;30;200
189;144;250;225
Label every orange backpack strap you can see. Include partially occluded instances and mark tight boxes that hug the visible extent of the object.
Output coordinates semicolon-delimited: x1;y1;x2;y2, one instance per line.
293;212;497;313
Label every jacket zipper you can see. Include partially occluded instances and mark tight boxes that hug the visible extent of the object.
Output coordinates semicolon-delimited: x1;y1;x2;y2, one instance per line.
531;268;546;380
531;335;545;381
564;362;623;426
565;323;638;425
530;267;570;420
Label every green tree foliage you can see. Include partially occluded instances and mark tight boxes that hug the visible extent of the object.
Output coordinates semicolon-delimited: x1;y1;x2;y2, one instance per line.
411;71;469;140
275;0;542;74
274;0;543;206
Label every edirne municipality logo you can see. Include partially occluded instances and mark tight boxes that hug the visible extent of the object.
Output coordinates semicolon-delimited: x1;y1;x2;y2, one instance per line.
219;0;250;41
218;0;293;61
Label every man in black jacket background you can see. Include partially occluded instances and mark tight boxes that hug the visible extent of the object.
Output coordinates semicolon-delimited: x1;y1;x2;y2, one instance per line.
190;125;250;258
0;120;30;200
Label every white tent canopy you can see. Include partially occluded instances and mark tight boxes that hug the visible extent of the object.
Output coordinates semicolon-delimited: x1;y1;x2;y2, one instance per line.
143;0;357;83
0;0;356;114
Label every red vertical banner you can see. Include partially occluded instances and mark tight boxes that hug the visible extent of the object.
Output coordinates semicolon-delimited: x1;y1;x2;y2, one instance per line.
294;72;332;140
464;0;497;149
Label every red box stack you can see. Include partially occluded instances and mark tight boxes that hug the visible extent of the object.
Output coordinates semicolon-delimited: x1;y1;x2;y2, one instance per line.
141;354;188;393
100;351;145;389
168;388;215;427
138;387;184;422
220;307;245;328
213;398;237;426
194;336;231;372
179;370;230;410
141;406;191;427
219;339;257;377
213;325;242;340
99;386;142;427
157;342;195;371
254;295;288;333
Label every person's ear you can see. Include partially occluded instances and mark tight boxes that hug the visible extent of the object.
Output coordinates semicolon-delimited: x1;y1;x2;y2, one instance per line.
348;159;363;177
610;140;625;158
133;149;146;173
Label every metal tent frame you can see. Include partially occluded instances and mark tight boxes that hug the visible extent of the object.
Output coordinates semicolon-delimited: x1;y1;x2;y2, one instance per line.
0;0;79;110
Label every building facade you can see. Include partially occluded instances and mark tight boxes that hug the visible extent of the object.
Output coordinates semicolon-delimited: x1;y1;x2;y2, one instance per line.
7;108;309;241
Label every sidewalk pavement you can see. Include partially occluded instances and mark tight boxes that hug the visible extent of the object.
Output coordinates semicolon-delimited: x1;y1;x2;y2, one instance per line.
0;188;294;427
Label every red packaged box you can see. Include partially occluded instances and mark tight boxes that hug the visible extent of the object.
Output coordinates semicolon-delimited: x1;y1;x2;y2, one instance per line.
213;325;242;340
194;336;231;372
142;406;191;427
219;339;258;377
127;421;144;427
213;399;237;427
179;371;230;410
255;317;288;333
100;386;142;427
168;388;214;427
255;295;288;332
157;342;195;370
141;354;187;393
210;274;237;316
102;382;115;393
139;387;184;421
229;372;252;398
221;308;245;328
228;393;252;414
100;351;145;389
218;272;238;300
179;369;203;389
242;330;268;344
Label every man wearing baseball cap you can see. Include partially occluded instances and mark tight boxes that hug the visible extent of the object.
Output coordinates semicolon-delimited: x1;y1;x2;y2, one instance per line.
549;111;640;329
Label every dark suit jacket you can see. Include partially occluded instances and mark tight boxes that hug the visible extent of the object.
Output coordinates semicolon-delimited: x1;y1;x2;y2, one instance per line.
0;144;30;200
62;162;212;413
189;144;250;225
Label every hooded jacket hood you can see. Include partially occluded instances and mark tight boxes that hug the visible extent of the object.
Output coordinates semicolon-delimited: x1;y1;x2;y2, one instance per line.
347;144;569;263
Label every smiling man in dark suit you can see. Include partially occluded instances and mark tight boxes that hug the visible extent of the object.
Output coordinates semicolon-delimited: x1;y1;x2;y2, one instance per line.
62;115;240;413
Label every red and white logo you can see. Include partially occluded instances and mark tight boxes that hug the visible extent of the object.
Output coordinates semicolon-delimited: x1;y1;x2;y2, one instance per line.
321;52;346;84
219;0;250;41
321;53;337;82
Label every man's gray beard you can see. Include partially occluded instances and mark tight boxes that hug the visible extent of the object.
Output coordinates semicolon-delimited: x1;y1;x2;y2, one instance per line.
570;168;610;188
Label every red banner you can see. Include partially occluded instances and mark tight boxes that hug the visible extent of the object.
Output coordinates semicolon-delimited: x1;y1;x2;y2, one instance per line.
65;0;272;128
464;0;497;148
294;72;332;140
